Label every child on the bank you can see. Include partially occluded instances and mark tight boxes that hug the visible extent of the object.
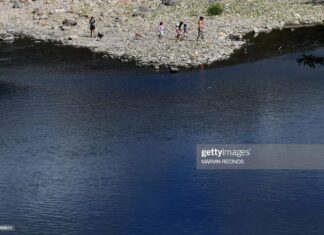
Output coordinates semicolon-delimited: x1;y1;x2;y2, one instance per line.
158;22;164;39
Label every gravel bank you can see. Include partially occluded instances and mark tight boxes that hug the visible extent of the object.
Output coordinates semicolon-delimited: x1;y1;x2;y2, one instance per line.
1;0;324;68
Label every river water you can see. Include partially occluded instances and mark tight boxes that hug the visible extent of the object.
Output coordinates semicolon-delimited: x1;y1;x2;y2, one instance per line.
0;32;324;234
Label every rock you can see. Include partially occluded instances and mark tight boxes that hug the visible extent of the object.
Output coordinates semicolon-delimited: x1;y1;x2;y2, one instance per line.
32;8;45;16
59;25;70;31
169;66;180;73
294;13;301;19
132;6;151;17
161;0;178;6
39;15;48;20
253;27;260;33
68;35;78;40
228;34;242;41
55;8;66;13
293;19;299;24
62;18;77;26
12;0;22;8
32;8;38;13
2;36;15;42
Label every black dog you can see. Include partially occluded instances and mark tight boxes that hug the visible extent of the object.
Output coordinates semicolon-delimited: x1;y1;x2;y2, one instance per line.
97;32;104;39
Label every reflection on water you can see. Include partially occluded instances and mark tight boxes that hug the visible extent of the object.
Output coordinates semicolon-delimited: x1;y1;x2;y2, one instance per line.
0;39;324;235
297;54;324;68
0;81;28;99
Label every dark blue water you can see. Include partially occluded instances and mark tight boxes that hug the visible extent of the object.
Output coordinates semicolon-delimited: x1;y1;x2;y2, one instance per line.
0;39;324;235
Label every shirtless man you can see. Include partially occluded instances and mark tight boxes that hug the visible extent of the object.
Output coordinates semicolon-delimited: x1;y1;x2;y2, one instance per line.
197;16;205;41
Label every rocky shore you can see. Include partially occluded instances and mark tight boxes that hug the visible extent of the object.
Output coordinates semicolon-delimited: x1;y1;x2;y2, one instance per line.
1;0;324;68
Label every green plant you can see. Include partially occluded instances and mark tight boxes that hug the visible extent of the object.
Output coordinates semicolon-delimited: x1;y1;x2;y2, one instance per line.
207;3;224;16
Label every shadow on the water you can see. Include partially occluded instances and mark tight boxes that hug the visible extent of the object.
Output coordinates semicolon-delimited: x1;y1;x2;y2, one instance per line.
0;80;27;98
3;25;324;72
297;54;324;68
0;38;145;73
210;25;324;69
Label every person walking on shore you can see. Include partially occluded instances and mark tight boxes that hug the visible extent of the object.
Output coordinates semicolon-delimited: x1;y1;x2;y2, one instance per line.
158;22;164;39
176;23;181;40
89;17;96;38
176;21;184;40
197;16;205;41
183;23;188;39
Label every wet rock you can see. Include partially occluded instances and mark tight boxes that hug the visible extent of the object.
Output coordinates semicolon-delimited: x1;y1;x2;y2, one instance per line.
169;66;180;73
2;36;15;42
62;19;77;26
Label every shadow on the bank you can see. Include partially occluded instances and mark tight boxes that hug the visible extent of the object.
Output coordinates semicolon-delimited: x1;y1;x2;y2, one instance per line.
297;54;324;68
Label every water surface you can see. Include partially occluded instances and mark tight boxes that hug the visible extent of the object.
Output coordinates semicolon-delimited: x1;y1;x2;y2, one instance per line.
0;38;324;235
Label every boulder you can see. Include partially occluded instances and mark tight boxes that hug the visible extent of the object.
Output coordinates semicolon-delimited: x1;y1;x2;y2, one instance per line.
228;34;242;41
62;18;77;26
68;35;78;40
169;66;180;73
161;0;178;6
55;8;66;13
32;7;44;16
39;15;48;20
12;0;22;8
218;32;227;37
59;25;70;31
2;36;15;42
132;6;151;17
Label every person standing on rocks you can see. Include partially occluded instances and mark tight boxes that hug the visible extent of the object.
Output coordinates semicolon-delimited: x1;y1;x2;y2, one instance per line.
176;21;184;40
89;17;96;38
158;22;164;39
197;16;205;41
183;23;188;39
176;23;181;40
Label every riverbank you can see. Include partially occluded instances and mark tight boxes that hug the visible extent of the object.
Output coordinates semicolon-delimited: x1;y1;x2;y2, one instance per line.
1;0;324;68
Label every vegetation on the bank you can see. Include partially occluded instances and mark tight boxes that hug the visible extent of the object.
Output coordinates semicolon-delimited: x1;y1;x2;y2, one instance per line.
207;3;224;16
